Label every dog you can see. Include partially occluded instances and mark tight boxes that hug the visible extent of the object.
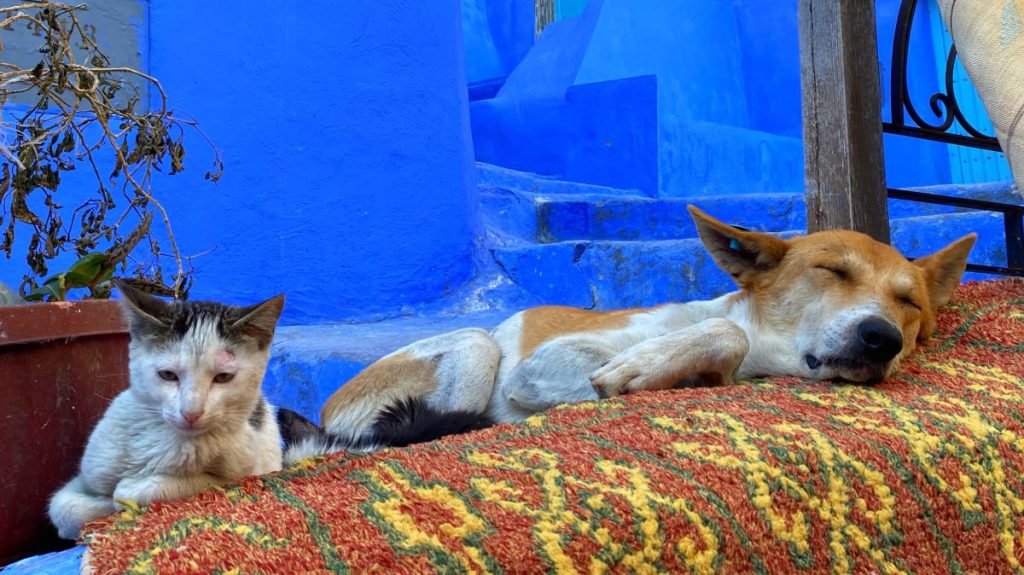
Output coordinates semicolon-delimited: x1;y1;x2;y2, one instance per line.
280;206;976;462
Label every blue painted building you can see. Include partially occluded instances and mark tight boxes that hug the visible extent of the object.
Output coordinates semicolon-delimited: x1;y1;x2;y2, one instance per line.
0;0;1017;326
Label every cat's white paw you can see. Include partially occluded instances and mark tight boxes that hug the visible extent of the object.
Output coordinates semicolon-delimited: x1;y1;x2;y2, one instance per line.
112;475;164;506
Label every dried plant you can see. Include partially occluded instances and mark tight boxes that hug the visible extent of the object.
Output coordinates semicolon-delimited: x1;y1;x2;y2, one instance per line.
0;1;222;301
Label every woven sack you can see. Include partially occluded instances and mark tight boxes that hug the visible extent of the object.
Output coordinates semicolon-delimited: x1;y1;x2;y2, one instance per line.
935;0;1024;189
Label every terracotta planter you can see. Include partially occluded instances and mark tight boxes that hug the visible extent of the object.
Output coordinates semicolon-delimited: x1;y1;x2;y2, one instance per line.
0;300;128;566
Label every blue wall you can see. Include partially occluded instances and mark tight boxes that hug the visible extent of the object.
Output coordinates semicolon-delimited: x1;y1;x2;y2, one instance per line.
471;0;664;193
1;0;1001;321
732;2;801;138
575;0;748;127
555;0;589;21
144;0;479;325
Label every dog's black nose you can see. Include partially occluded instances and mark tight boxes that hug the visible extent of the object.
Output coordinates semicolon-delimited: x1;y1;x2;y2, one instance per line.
856;317;903;363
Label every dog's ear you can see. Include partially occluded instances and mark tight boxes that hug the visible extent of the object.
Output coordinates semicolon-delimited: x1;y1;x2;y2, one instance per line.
688;205;789;287
913;233;977;311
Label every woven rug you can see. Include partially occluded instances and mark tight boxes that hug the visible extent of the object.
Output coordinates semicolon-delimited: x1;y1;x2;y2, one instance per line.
82;279;1024;574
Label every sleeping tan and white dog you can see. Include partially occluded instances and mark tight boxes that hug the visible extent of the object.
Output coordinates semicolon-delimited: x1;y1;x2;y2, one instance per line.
280;206;976;461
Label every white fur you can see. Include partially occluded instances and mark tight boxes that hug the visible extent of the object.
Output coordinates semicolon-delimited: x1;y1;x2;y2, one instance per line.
727;295;805;379
424;328;501;414
320;395;390;443
48;313;282;540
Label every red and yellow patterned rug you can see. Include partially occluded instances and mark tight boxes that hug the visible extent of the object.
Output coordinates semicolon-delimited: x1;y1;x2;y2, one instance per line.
83;279;1024;574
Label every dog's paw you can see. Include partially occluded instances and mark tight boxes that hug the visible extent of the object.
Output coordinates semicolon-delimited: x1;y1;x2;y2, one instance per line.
590;352;661;397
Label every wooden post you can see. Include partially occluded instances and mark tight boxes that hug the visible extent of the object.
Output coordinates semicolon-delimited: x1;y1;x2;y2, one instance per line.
799;0;891;242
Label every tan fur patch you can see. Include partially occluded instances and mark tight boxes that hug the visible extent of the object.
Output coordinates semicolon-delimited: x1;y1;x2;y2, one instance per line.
320;352;439;426
518;306;648;357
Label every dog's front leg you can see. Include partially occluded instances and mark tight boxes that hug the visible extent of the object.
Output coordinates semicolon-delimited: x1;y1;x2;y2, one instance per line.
590;318;749;397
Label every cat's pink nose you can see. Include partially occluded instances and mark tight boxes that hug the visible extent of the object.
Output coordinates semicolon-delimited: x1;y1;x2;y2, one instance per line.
181;409;204;425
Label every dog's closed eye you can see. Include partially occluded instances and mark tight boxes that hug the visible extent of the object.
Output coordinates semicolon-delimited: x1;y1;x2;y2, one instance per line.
897;295;922;310
815;265;849;281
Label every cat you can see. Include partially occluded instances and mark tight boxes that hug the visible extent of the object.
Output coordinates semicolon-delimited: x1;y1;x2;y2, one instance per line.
48;281;286;540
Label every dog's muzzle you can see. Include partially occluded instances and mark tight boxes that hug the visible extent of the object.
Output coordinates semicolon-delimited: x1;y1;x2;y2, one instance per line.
805;315;904;384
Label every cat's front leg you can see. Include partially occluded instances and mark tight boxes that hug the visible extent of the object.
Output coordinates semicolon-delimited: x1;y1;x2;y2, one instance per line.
113;473;223;507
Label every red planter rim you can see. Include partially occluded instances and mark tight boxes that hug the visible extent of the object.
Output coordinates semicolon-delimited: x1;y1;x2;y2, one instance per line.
0;300;128;347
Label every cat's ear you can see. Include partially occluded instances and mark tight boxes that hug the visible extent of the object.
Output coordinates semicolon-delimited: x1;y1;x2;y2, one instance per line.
230;294;285;350
115;279;173;329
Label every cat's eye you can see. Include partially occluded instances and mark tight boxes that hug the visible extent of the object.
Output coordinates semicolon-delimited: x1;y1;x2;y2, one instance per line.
157;370;179;382
213;372;236;384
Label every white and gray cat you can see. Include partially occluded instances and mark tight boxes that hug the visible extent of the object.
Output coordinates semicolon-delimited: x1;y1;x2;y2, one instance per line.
48;281;286;540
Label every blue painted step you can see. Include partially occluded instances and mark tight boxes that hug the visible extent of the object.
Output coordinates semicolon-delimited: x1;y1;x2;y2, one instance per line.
480;174;1022;244
491;211;1008;310
477;162;649;197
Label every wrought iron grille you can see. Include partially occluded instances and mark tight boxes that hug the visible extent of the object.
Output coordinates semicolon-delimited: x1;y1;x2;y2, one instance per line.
881;0;1024;276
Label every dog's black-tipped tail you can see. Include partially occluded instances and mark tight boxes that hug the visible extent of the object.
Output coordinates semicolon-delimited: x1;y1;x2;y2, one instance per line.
368;397;494;448
277;407;323;448
277;408;342;466
278;399;494;466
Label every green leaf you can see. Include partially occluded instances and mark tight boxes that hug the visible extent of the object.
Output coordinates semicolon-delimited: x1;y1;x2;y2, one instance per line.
67;252;106;278
25;276;65;302
63;253;109;287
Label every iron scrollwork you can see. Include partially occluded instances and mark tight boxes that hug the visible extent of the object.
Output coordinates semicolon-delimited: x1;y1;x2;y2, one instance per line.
881;0;1023;276
883;0;1002;151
